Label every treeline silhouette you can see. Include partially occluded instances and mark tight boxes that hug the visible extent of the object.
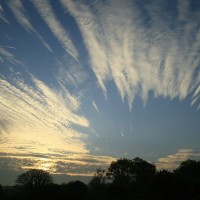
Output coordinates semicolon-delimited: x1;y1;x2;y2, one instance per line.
0;157;200;200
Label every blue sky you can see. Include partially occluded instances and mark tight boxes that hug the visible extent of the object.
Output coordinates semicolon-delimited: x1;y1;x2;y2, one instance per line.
0;0;200;185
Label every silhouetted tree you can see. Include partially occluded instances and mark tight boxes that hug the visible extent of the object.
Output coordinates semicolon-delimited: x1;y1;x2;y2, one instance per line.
107;157;156;185
174;159;200;178
107;157;156;199
107;158;134;185
153;170;176;200
15;169;53;190
59;181;89;200
174;159;200;200
90;168;106;187
1;158;198;200
89;168;108;200
39;183;60;200
0;184;2;196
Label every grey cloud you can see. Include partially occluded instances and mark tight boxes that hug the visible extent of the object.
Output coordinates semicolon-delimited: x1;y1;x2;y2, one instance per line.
55;162;100;175
0;152;114;176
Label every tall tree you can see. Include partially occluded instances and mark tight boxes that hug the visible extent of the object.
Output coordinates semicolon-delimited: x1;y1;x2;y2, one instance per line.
107;157;156;186
107;157;156;199
174;159;200;199
89;168;106;187
16;169;53;190
153;170;176;200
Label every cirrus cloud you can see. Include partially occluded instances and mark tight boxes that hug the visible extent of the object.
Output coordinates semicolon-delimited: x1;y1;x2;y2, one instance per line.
0;68;116;175
61;0;200;110
156;149;200;170
32;0;78;60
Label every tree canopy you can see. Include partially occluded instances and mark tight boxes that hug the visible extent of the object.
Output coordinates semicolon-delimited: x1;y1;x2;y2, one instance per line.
15;169;53;190
107;157;156;186
89;168;106;187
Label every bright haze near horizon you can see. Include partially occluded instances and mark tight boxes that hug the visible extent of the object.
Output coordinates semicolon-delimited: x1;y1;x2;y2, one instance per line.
0;0;200;185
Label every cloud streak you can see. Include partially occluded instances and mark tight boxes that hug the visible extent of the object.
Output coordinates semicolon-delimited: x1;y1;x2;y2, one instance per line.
56;54;88;87
0;47;20;64
8;0;52;52
0;69;116;175
0;72;88;156
191;85;200;109
62;0;200;110
32;0;78;60
92;101;100;113
0;151;115;176
0;4;9;24
156;149;200;169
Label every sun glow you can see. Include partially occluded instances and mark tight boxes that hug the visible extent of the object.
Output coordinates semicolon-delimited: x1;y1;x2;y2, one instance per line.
25;158;56;172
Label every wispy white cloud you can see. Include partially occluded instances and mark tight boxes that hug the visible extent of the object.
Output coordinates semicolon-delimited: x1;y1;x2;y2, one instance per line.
92;101;100;113
32;0;78;60
56;54;88;87
191;85;200;109
0;70;116;175
121;131;124;137
8;0;52;52
0;47;20;64
0;45;16;50
0;4;9;24
0;73;89;154
156;149;200;170
61;0;200;110
60;0;112;95
130;123;133;134
8;0;34;32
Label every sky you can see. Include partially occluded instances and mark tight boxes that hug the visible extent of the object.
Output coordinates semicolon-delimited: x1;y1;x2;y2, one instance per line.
0;0;200;185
